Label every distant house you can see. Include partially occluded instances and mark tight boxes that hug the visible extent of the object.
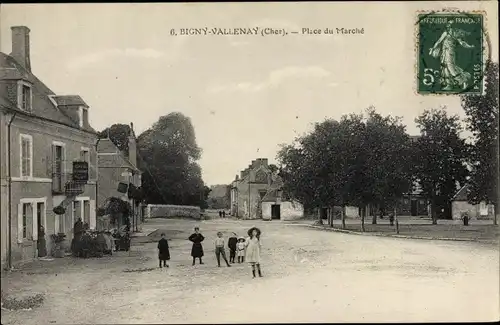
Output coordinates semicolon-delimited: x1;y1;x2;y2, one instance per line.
0;26;98;268
97;125;142;229
451;184;495;220
230;158;304;221
260;180;304;221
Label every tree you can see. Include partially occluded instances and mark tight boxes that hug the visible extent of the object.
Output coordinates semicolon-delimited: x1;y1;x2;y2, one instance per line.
413;108;470;224
137;112;206;207
461;61;499;225
362;108;413;225
98;124;131;154
278;109;413;231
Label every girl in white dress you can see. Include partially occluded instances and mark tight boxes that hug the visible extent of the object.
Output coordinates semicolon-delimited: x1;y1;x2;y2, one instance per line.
236;237;246;263
245;227;263;278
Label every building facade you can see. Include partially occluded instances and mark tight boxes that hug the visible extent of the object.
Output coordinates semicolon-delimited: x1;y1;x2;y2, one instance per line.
1;26;98;268
230;158;304;220
96;127;142;230
451;184;495;220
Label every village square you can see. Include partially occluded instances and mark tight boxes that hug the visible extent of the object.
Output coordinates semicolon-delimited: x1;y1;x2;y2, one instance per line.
1;3;499;324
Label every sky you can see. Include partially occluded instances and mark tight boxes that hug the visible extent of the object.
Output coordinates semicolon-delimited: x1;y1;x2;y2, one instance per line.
1;2;498;186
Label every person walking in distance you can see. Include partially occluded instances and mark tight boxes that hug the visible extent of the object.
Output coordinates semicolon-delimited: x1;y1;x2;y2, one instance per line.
246;227;263;278
215;232;231;267
158;233;170;268
189;227;205;266
236;237;246;263
228;232;238;263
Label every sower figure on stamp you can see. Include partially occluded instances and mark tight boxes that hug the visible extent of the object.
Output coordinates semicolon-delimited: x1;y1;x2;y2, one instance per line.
158;233;170;268
245;227;263;278
429;20;475;90
189;227;205;265
214;232;231;267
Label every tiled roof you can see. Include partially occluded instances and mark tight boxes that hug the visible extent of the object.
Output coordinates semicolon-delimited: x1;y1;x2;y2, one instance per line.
0;52;95;133
452;184;468;201
97;138;121;154
53;95;89;108
97;138;140;172
262;188;279;202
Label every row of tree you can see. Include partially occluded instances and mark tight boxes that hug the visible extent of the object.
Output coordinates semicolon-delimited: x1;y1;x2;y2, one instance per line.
277;61;498;226
98;112;210;208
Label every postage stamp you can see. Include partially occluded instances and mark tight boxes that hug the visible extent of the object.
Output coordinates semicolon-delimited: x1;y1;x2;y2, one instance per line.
416;11;485;95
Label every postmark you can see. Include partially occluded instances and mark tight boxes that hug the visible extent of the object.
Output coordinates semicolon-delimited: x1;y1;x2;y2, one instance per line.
416;11;485;95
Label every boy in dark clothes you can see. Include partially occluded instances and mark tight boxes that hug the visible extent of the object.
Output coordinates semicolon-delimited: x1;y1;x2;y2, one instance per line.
228;232;238;263
158;233;170;268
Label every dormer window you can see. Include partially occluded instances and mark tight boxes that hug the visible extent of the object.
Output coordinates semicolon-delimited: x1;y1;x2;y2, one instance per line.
78;106;88;128
17;81;32;112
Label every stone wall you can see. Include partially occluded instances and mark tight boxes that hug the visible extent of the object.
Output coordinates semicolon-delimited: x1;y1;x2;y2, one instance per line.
145;204;201;219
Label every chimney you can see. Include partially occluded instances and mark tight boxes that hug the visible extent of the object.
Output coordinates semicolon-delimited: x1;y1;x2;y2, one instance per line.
11;26;31;72
128;123;137;167
262;158;268;166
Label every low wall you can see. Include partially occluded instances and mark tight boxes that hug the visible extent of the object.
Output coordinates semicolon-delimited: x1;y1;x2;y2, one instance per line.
145;204;201;219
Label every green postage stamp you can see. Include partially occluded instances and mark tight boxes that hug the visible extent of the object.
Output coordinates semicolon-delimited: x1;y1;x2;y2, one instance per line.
416;11;485;95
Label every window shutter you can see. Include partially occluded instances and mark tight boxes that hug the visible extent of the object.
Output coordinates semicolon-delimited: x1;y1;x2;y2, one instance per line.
17;203;24;243
51;144;56;181
32;205;38;241
89;200;96;230
28;138;32;177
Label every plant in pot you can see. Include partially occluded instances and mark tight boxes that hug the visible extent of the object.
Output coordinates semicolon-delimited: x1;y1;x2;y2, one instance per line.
51;233;66;258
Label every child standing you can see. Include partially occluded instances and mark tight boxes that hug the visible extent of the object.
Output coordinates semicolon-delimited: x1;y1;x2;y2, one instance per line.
189;227;205;265
236;237;246;263
245;227;263;278
228;232;238;263
158;233;170;268
215;232;231;267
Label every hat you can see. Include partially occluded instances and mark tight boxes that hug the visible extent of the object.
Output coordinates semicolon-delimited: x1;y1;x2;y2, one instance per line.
247;227;261;237
238;236;245;241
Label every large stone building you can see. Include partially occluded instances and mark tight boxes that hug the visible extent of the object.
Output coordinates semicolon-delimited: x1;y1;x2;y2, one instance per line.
230;158;303;220
1;26;98;268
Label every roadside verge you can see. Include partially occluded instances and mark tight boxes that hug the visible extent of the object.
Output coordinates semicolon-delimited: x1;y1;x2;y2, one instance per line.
307;224;498;244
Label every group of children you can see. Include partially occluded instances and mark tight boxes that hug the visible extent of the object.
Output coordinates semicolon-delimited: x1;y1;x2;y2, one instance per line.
157;226;263;278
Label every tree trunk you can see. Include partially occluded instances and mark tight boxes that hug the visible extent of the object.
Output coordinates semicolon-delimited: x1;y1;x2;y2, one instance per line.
361;206;365;232
341;206;346;229
314;208;323;226
431;199;438;225
329;207;334;227
372;204;377;224
394;207;399;234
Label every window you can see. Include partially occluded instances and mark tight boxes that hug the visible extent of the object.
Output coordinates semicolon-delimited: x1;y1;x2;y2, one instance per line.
73;201;81;221
17;82;33;113
52;144;65;193
82;108;88;127
78;107;89;128
80;149;90;163
22;203;29;238
20;134;33;177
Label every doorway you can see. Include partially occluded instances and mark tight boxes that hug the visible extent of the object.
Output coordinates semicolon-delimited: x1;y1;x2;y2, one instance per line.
36;202;46;257
410;199;417;216
320;207;328;220
271;204;281;220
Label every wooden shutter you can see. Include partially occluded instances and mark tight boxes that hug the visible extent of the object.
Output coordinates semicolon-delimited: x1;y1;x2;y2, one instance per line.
32;204;38;241
89;200;96;230
17;203;24;243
